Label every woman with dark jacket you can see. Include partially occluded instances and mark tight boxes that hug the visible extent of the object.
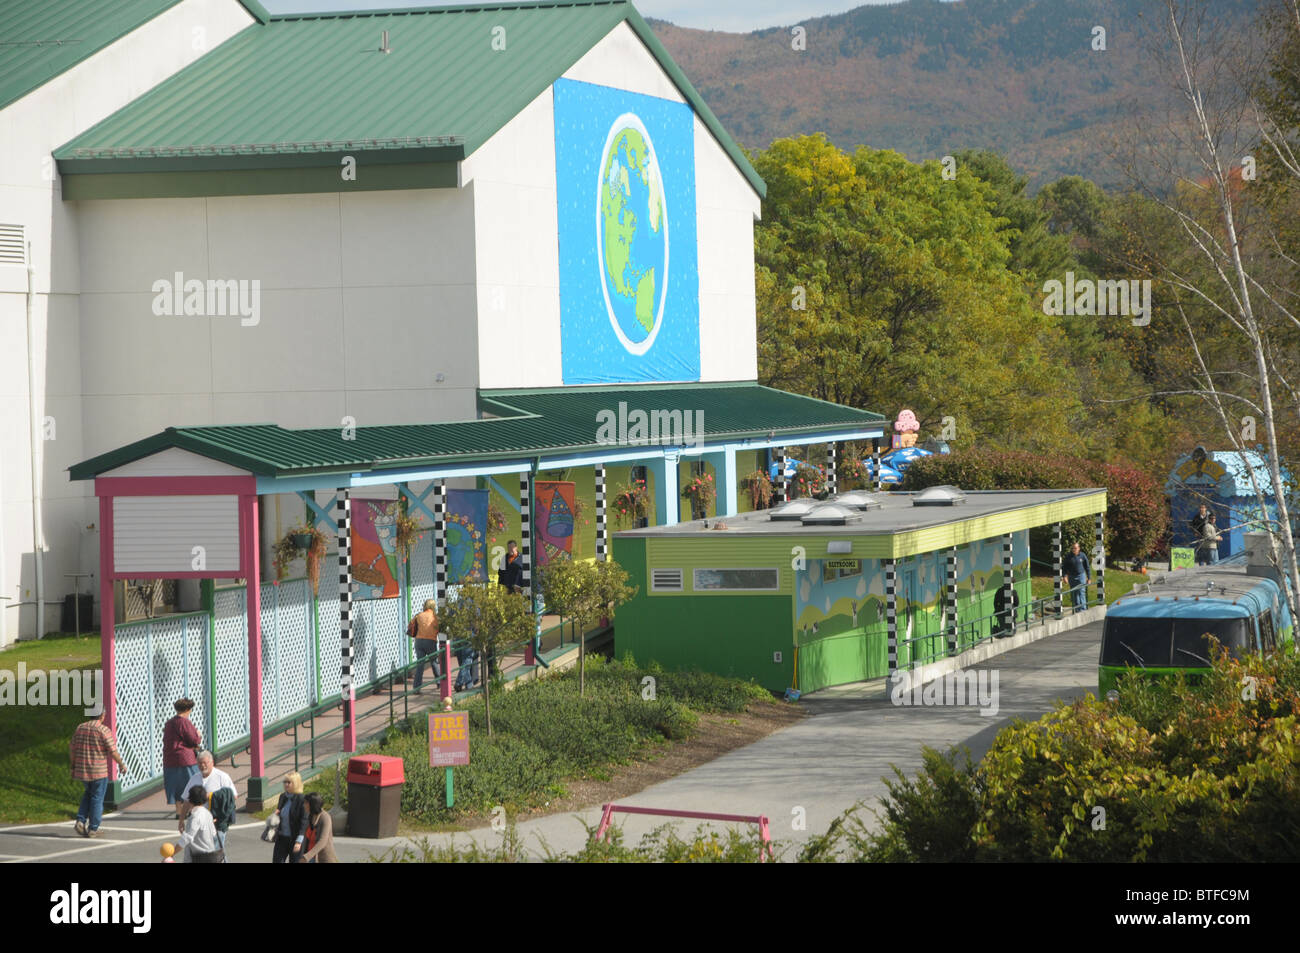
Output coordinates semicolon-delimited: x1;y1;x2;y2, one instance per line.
271;771;309;863
302;793;339;864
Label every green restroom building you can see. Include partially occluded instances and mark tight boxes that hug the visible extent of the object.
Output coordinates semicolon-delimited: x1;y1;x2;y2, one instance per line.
614;487;1108;693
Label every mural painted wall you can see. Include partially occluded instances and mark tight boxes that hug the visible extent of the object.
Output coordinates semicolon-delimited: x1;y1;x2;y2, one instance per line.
554;77;700;384
793;534;1031;691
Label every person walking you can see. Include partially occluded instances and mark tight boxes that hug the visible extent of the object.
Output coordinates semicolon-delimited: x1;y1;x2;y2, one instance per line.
407;599;441;692
301;793;339;864
454;639;479;691
173;785;223;863
162;698;203;817
270;771;309;863
1062;542;1091;613
70;712;126;838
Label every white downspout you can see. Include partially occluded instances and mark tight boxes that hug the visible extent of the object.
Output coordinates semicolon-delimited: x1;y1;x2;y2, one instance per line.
26;241;45;639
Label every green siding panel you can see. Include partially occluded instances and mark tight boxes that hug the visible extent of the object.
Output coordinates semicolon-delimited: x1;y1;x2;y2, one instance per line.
616;537;794;691
60;161;459;200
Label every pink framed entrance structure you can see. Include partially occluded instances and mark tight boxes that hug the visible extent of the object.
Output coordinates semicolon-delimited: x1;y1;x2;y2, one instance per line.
95;473;277;808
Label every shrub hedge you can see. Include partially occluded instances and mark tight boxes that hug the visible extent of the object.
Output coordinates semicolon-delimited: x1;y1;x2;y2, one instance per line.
901;448;1167;559
810;647;1300;861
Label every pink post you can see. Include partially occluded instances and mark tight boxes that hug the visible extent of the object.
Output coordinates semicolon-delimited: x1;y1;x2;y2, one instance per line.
442;638;452;701
98;495;117;791
241;494;267;809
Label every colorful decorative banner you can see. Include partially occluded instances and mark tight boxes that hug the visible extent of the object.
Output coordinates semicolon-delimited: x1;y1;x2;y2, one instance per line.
535;481;576;566
351;499;401;599
445;488;488;583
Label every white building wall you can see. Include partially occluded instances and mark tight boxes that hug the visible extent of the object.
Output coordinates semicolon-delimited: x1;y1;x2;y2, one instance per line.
470;20;762;390
0;0;255;641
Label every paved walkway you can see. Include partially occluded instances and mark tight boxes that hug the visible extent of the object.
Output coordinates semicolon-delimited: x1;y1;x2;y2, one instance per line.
1;617;1106;862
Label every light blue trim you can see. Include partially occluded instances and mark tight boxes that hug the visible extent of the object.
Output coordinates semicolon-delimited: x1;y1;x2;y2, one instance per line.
648;457;679;526
349;460;534;485
702;448;737;516
397;482;438;525
296;490;336;530
485;475;521;513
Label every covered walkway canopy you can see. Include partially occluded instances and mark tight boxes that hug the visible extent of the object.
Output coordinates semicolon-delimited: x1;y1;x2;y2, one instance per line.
70;382;885;807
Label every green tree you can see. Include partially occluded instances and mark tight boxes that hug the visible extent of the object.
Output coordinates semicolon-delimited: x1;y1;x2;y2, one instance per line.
752;134;1078;453
438;582;533;736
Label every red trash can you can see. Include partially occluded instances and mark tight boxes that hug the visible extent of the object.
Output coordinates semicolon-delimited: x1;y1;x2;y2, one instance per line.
346;755;405;838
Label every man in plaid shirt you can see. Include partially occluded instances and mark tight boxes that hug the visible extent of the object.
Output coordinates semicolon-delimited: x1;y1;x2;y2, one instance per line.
70;712;126;837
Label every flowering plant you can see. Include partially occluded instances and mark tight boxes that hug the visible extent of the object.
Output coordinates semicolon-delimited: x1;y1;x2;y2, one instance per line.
681;472;716;516
741;470;773;510
612;480;650;527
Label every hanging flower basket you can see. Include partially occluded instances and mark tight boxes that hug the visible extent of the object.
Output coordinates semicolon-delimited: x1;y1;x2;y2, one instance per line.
612;480;650;528
681;472;716;515
740;470;773;510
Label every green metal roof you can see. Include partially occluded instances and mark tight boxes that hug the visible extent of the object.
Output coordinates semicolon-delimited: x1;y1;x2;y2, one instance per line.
0;0;269;112
70;383;882;480
53;1;765;198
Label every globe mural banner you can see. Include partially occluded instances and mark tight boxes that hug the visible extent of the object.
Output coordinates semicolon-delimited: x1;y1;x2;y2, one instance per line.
445;488;488;584
554;78;700;384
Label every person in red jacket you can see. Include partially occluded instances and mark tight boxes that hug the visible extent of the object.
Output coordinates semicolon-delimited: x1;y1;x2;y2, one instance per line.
162;698;203;817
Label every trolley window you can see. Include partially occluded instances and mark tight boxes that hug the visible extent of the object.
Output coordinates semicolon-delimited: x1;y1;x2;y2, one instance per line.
1259;610;1276;652
1100;617;1172;668
1171;618;1251;666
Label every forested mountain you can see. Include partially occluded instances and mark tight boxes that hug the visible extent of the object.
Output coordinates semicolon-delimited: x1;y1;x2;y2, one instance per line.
649;0;1261;188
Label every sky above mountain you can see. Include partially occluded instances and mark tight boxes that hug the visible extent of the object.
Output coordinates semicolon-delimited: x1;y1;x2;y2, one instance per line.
260;0;960;33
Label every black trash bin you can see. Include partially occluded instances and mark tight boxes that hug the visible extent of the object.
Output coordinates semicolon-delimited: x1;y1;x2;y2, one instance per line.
346;756;405;838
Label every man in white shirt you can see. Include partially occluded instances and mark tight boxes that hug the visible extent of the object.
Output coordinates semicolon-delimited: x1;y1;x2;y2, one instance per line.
175;785;222;863
181;751;237;855
182;750;237;799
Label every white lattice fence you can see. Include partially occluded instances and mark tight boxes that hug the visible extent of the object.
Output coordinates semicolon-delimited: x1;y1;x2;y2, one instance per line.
112;613;210;794
258;580;313;725
112;622;153;792
316;594;342;703
213;588;249;751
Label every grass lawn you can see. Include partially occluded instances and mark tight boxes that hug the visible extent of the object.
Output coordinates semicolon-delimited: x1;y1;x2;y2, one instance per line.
1031;568;1149;607
0;633;103;824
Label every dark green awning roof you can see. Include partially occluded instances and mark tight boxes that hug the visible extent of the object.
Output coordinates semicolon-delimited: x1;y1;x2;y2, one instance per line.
53;0;765;198
70;382;883;481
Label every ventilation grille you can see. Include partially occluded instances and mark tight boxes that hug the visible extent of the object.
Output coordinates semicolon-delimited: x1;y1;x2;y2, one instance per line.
651;568;683;592
0;224;26;265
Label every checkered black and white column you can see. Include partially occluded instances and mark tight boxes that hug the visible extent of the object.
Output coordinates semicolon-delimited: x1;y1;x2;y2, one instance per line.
519;473;532;591
885;559;898;677
1052;521;1063;617
826;443;837;496
873;438;882;491
432;480;446;602
594;463;608;562
336;490;355;749
1001;533;1015;636
776;449;787;503
946;547;958;656
1095;512;1106;606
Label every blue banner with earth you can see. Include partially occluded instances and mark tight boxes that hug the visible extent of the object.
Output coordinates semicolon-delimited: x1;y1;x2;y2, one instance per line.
554;78;699;384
